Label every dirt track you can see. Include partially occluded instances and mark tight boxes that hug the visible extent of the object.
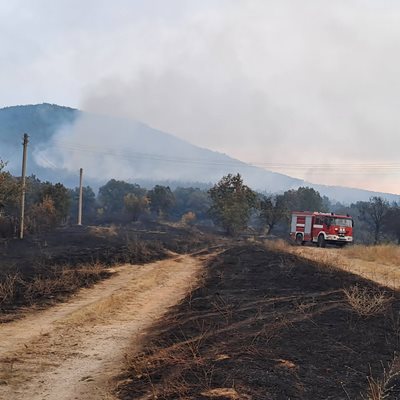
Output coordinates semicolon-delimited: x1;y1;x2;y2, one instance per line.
0;254;204;399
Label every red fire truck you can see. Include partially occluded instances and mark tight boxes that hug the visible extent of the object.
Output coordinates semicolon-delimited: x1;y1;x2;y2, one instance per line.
290;211;353;247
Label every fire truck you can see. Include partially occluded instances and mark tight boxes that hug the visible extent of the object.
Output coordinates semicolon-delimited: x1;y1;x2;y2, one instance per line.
290;211;353;247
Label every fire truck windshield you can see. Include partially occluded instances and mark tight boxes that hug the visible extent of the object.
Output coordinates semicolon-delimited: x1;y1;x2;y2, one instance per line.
327;218;352;227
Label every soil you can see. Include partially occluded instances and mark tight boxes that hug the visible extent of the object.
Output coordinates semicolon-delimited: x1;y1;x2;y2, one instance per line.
116;243;400;400
0;253;206;400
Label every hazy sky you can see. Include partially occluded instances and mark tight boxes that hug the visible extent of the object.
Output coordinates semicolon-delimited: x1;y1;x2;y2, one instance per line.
1;0;400;193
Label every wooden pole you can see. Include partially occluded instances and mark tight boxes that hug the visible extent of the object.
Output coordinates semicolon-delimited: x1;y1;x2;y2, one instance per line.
19;133;29;239
78;168;83;225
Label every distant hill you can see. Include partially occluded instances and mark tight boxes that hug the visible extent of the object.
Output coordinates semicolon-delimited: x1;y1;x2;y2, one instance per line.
0;103;398;204
0;103;79;182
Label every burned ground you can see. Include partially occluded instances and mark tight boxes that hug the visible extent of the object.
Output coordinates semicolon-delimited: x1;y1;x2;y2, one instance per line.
116;244;400;400
0;222;215;318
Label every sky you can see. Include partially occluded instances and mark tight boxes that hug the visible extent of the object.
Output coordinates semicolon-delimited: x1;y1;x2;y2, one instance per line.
1;0;400;194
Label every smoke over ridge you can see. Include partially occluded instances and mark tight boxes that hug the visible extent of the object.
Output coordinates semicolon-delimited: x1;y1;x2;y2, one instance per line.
2;1;400;193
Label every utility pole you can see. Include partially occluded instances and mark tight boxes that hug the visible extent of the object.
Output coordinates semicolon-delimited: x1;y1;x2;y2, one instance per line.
78;168;83;225
19;133;29;239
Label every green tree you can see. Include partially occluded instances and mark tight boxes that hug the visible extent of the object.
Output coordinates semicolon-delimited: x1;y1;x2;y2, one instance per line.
208;173;257;235
0;160;19;217
98;179;146;215
259;194;286;234
172;187;211;220
27;196;57;233
124;193;149;221
0;160;19;236
40;182;71;224
384;203;400;244
358;196;390;244
148;185;175;218
282;187;325;212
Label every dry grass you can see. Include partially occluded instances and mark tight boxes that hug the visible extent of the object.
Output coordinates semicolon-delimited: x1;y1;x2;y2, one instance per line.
121;323;214;399
89;225;118;237
267;240;400;290
0;273;19;305
264;239;291;253
266;240;400;269
366;374;388;400
362;358;400;400
343;285;392;317
344;244;400;266
25;264;107;302
0;263;108;312
201;388;241;399
62;292;126;327
265;239;346;273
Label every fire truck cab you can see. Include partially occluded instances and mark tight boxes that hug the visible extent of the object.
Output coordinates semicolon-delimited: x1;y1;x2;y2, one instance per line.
290;211;353;247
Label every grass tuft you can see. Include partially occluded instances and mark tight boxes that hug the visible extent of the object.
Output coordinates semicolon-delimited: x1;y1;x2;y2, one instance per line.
343;285;392;317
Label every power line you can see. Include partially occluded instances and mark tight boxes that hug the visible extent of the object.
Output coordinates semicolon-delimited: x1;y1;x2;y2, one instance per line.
31;139;400;176
36;153;58;169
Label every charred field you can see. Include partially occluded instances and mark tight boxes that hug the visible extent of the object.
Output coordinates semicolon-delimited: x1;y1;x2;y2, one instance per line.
116;243;400;400
0;222;215;319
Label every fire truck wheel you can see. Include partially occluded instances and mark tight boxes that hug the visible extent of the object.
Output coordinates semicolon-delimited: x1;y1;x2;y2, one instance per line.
295;233;303;245
318;235;326;248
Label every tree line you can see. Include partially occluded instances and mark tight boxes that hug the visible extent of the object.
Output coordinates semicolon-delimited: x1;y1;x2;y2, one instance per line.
1;161;399;244
209;174;400;244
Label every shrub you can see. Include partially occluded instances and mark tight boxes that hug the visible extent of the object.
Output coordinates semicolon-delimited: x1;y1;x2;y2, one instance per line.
343;285;392;317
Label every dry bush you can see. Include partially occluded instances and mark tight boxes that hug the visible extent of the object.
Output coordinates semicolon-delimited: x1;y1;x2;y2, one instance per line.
27;196;57;233
25;275;62;301
343;285;392;317
344;244;400;266
89;224;118;237
123;235;166;263
181;211;196;226
73;263;105;284
125;236;147;255
264;239;291;252
0;273;19;304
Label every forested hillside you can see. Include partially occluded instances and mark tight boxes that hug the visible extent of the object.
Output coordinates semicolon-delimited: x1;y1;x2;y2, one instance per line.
0;103;398;203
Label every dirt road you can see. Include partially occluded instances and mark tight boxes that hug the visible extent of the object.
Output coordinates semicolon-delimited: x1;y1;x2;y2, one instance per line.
0;254;205;400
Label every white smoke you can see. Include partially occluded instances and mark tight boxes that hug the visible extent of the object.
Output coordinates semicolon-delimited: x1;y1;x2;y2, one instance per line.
78;1;400;193
3;1;400;193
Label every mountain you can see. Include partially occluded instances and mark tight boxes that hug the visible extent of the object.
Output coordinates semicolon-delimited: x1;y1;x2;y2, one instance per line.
0;103;398;204
0;103;79;183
